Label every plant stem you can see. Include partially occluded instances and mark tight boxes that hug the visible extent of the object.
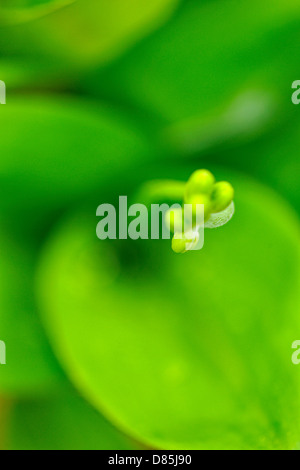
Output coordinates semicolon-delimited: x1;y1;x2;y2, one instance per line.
134;180;185;206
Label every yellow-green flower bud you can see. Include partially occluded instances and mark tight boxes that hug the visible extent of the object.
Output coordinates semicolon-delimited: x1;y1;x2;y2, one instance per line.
211;181;234;213
184;169;215;202
171;233;194;254
186;194;212;222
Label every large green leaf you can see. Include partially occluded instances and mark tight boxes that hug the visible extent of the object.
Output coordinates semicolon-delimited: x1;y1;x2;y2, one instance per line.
85;0;300;127
0;225;63;394
37;170;300;449
0;96;164;238
0;0;180;86
8;386;140;450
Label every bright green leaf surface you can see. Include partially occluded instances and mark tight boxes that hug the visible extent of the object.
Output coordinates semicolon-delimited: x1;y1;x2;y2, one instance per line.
37;172;300;449
8;387;140;450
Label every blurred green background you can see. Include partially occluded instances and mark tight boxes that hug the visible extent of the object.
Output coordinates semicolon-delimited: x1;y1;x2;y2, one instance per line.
0;0;300;450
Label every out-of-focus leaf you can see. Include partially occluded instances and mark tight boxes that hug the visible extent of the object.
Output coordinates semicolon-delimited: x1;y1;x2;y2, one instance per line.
0;59;48;88
212;115;300;213
164;90;279;155
37;170;300;449
0;0;180;86
0;225;63;395
8;387;140;450
2;0;59;5
85;0;300;130
0;1;75;24
0;96;165;237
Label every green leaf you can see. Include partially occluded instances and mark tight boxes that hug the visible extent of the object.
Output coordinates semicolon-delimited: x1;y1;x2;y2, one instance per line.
0;0;180;85
86;0;300;127
37;170;300;449
8;386;140;450
215;116;300;213
0;226;63;395
0;96;163;237
0;1;76;24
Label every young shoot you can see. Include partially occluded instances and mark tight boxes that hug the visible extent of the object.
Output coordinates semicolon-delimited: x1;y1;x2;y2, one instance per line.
96;170;235;254
165;169;235;254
